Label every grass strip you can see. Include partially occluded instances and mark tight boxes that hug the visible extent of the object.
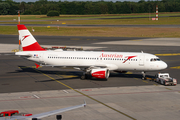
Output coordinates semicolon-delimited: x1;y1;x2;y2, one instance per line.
1;17;180;25
0;26;180;38
0;12;180;21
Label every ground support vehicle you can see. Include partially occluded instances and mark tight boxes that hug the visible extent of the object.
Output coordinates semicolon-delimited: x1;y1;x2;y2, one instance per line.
0;110;32;117
155;73;177;86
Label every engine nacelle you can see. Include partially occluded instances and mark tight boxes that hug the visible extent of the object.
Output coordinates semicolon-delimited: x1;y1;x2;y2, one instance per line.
91;68;110;79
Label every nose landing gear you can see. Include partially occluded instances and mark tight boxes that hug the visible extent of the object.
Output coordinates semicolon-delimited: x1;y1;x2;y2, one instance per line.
142;71;146;80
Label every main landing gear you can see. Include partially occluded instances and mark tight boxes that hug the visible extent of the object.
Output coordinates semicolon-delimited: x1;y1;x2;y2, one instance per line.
80;71;89;80
142;71;146;80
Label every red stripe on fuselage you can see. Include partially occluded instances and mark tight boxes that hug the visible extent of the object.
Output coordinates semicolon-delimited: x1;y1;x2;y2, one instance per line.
17;24;27;30
123;56;137;63
23;42;46;51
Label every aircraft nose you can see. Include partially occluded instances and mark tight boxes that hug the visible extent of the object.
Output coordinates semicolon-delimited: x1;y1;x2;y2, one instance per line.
160;61;168;70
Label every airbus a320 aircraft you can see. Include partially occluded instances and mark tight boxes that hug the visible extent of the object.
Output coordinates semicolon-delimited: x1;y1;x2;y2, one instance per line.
15;25;167;80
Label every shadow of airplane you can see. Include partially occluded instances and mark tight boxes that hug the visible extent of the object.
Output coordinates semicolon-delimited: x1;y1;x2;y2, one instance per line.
9;66;155;82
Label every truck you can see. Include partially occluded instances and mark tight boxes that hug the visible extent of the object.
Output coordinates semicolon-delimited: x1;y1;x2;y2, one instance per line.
155;73;177;86
0;110;32;117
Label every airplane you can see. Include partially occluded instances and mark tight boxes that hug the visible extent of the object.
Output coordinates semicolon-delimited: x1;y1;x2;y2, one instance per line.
0;101;86;120
15;24;167;80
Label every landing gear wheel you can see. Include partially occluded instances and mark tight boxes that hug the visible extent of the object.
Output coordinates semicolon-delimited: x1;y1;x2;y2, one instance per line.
80;73;89;80
80;75;85;80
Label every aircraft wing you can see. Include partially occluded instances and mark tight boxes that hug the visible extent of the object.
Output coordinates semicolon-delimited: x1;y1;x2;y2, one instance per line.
25;102;86;119
41;64;118;71
1;102;86;120
42;64;107;69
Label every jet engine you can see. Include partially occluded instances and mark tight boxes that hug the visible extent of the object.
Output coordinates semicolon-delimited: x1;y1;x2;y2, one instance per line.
91;68;110;79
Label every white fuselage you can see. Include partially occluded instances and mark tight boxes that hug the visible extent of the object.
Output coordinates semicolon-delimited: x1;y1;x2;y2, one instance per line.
16;50;167;72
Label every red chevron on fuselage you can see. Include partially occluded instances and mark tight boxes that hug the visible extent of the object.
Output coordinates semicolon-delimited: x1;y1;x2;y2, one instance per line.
123;56;137;63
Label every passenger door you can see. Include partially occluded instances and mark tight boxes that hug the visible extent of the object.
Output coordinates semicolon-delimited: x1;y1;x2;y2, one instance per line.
139;55;144;66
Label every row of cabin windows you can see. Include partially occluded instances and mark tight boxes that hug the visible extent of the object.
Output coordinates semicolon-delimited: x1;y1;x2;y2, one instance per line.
47;56;137;61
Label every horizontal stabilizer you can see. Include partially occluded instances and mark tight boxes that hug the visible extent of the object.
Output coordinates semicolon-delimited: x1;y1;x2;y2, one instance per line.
35;63;40;68
15;51;32;57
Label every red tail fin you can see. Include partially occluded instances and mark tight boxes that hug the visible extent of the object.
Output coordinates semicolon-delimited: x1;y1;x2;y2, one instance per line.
17;25;45;51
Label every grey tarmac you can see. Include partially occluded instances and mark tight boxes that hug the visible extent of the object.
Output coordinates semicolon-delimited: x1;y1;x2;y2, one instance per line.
1;24;180;28
0;35;180;120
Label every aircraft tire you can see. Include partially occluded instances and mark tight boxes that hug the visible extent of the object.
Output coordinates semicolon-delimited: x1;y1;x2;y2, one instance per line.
80;75;85;80
32;118;38;120
56;115;62;120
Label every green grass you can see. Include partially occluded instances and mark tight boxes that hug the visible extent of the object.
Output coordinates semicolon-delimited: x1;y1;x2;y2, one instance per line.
0;12;180;21
1;17;180;25
1;26;180;38
0;26;17;35
1;12;180;37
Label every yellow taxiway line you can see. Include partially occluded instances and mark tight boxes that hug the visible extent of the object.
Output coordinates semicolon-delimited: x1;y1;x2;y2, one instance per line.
155;53;180;56
170;66;180;69
33;68;137;120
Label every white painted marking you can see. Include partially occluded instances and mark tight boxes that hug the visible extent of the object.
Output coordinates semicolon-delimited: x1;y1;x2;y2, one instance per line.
63;90;69;93
33;94;40;99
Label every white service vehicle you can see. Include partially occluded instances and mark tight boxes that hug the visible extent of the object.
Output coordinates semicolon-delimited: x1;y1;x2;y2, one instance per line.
155;73;177;86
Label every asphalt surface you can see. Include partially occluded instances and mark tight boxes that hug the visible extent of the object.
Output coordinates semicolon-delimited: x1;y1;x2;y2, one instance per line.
0;35;179;93
0;14;180;22
0;35;180;120
1;24;180;28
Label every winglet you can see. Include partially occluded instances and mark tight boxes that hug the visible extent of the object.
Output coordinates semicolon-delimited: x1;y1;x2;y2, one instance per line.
35;63;40;68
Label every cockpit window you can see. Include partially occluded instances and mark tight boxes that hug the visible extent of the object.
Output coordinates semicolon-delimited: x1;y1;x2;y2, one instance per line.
150;58;161;61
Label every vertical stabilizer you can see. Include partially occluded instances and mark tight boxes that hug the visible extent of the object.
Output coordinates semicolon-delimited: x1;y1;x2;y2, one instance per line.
17;25;45;51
